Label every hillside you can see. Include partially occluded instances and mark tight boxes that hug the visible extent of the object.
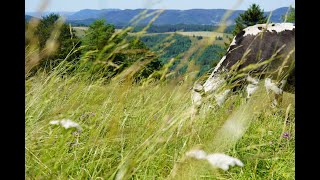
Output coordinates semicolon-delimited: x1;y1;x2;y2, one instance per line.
26;7;290;26
25;15;36;21
25;11;74;18
25;5;295;179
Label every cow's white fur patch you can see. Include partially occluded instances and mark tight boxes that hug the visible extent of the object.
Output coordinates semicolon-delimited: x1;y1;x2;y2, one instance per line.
202;55;227;94
279;79;287;89
192;91;202;107
264;78;283;95
214;89;231;106
226;36;237;51
211;56;226;75
272;99;279;107
246;84;258;98
246;75;259;85
203;75;225;93
193;83;203;92
243;23;295;37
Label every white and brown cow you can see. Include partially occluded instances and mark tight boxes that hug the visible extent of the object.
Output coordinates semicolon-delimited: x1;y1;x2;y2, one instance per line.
192;23;295;109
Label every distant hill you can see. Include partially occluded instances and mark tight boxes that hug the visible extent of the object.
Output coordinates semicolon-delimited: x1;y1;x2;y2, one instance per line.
267;7;290;23
25;15;33;21
26;7;290;26
67;9;121;20
25;15;40;21
64;9;241;26
25;11;75;18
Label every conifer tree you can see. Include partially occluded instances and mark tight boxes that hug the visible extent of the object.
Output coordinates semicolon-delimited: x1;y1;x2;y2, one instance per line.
232;4;267;36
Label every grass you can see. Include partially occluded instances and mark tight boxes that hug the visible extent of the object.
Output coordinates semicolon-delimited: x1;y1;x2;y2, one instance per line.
25;69;294;179
26;5;294;179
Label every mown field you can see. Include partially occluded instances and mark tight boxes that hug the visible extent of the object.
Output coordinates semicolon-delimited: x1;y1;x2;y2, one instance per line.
139;31;231;46
73;27;232;45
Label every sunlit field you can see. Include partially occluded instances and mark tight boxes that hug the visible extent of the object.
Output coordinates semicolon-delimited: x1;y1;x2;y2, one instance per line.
25;70;294;179
73;26;232;45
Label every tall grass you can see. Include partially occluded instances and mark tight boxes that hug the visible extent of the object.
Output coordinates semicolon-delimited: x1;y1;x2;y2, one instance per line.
25;67;295;179
25;1;294;179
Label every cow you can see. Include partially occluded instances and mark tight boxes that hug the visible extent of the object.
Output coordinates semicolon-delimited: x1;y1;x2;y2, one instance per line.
192;23;295;110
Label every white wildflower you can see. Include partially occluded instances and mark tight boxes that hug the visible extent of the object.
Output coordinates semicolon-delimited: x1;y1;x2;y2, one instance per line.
206;153;243;171
186;150;243;171
49;120;60;125
264;78;282;95
49;119;82;131
60;119;81;130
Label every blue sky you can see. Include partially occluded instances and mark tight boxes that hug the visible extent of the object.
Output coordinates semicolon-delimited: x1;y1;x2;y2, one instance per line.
25;0;295;12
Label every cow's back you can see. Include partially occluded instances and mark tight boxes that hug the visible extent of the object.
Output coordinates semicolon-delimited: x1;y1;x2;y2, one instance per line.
192;23;295;109
216;23;295;82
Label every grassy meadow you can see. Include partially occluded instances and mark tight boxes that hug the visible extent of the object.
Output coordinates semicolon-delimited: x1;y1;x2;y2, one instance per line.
25;67;294;179
25;8;295;180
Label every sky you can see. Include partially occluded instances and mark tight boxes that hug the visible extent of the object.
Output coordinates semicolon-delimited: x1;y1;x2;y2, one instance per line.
25;0;295;12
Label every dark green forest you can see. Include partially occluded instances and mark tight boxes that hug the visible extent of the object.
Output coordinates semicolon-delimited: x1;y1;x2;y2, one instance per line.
26;14;227;81
121;24;235;34
138;34;226;78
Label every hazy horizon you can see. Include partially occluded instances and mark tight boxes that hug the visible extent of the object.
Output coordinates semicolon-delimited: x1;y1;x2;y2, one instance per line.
25;6;292;13
25;0;295;12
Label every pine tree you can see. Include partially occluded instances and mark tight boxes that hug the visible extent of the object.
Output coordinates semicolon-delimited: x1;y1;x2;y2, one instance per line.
81;19;115;53
232;4;267;36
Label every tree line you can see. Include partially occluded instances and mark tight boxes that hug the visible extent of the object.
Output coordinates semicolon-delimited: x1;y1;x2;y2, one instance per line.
116;24;235;34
